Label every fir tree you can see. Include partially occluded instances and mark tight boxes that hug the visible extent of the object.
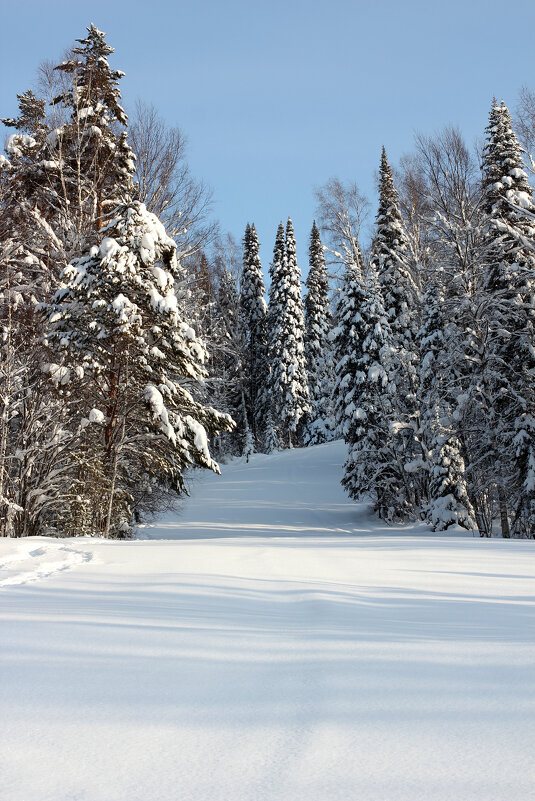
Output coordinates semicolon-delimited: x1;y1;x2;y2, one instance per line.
265;219;310;447
304;221;334;444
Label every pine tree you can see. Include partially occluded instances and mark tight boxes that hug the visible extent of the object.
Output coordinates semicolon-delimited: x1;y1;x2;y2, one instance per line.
265;219;310;447
240;222;267;444
0;89;77;536
304;221;334;444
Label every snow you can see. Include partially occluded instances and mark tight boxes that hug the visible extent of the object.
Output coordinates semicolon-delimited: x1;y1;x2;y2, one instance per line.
144;383;176;444
184;415;211;462
151;264;169;290
46;128;63;147
99;236;122;260
5;133;37;156
41;362;71;386
88;408;105;424
1;440;535;801
507;189;534;209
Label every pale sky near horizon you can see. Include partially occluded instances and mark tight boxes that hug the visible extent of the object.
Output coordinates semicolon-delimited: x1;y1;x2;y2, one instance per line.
2;0;535;272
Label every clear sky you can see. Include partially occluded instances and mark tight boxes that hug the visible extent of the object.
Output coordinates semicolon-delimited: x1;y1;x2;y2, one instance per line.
2;0;535;271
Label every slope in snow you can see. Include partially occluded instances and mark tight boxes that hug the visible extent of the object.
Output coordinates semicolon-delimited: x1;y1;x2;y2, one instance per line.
141;439;440;539
1;440;534;801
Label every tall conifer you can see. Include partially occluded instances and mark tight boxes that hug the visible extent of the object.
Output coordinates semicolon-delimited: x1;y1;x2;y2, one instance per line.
240;222;267;443
479;100;535;535
265;219;310;447
304;221;334;444
372;147;423;515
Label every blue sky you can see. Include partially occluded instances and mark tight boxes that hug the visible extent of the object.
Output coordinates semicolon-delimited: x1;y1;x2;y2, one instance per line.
2;0;535;271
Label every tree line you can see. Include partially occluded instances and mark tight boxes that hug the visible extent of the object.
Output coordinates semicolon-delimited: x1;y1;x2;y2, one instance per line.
208;108;535;539
2;25;535;538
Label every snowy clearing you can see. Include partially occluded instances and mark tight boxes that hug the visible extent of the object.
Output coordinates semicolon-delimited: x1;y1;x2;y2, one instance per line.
1;440;535;801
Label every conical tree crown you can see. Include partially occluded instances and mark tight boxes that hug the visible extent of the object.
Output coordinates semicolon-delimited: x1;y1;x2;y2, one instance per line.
482;101;533;218
241;222;267;332
54;23;128;126
374;147;419;333
265;219;310;443
482;100;535;292
49;24;135;231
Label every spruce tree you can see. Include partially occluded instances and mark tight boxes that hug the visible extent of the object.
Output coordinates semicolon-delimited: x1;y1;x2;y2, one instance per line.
372;147;423;516
265;219;310;448
427;410;474;532
34;26;234;536
50;24;134;238
376;147;420;332
304;221;334;444
47;201;233;536
341;265;402;520
212;266;249;458
331;258;367;440
240;222;267;444
418;280;474;530
479;100;535;536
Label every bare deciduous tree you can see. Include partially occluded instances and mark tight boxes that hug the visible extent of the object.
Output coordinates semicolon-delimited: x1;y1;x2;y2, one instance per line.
314;178;369;277
129;101;218;258
515;86;535;172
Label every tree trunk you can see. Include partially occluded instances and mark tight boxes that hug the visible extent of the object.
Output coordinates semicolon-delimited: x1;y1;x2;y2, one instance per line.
497;485;511;538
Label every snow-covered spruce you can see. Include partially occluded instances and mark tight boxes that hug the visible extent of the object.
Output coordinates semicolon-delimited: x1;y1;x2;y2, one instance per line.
0;25;138;538
264;220;310;448
331;258;367;441
46;202;233;537
240;222;268;447
371;147;423;517
478;100;535;536
304;221;334;445
418;281;474;531
426;409;475;532
209;265;249;458
340;264;406;522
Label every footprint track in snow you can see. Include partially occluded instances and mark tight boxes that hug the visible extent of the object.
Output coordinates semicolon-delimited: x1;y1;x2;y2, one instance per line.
0;543;92;588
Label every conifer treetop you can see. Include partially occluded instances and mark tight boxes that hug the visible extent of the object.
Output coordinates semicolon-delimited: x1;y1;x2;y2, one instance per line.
372;147;420;339
53;23;128;127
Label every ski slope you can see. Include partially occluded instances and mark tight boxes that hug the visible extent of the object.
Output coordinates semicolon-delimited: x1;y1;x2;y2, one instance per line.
1;440;535;801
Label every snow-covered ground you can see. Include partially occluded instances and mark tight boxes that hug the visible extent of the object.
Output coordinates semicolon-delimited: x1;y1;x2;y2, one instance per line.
1;440;535;801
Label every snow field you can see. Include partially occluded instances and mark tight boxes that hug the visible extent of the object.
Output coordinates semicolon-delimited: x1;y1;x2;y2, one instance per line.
1;440;535;800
